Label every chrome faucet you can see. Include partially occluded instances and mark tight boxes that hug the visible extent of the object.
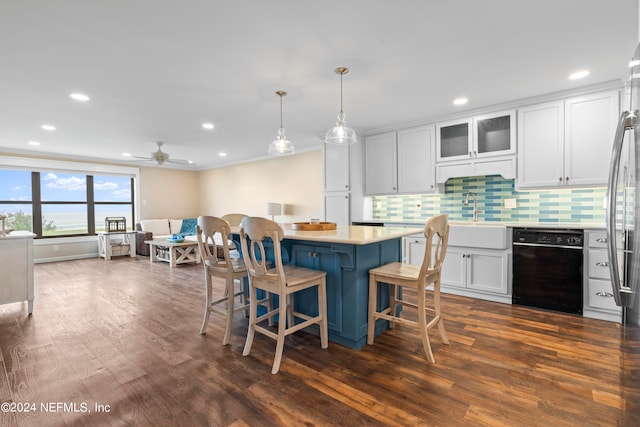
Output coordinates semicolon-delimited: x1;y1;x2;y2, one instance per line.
463;191;482;222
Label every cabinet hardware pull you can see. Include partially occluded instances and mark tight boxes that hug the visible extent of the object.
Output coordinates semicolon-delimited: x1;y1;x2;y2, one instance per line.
565;176;570;182
596;261;609;267
468;151;472;157
559;177;563;182
595;291;614;297
595;237;608;243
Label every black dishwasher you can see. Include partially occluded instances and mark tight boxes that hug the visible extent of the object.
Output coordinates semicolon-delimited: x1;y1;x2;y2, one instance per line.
512;228;584;315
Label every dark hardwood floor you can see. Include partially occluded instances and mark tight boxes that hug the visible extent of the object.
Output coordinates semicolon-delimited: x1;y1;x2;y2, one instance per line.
1;257;638;426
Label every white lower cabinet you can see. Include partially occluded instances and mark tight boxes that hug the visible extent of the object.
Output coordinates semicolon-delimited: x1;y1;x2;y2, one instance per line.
403;229;511;304
0;233;35;313
583;230;622;322
441;247;510;300
403;234;427;265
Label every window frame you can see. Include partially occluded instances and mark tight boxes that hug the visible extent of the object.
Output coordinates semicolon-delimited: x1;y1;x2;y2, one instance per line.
0;156;139;239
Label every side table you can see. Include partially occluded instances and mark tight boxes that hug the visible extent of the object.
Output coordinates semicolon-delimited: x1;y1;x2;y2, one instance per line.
98;231;137;261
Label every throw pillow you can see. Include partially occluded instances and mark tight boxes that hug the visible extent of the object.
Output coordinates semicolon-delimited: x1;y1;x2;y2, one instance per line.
179;218;197;237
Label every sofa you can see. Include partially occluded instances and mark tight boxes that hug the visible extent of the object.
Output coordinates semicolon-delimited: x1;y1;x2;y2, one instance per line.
135;218;198;256
135;218;231;257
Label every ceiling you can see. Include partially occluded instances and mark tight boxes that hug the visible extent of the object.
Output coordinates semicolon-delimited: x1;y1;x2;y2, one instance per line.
0;1;637;170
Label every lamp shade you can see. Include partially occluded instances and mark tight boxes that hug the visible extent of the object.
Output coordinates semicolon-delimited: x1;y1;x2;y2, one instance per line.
266;202;282;216
324;67;357;145
324;114;357;145
269;91;295;155
268;128;295;155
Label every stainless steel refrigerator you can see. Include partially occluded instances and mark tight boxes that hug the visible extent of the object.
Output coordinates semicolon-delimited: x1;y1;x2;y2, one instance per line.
607;42;640;326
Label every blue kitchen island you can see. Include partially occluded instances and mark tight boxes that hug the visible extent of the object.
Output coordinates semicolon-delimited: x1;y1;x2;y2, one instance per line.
261;224;422;349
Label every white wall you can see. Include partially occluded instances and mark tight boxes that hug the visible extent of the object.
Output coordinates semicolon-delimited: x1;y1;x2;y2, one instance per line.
197;150;323;223
138;166;200;220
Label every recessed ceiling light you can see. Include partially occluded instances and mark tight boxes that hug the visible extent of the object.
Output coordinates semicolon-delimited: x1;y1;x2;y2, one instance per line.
218;152;227;157
188;160;194;164
41;124;56;131
453;98;468;106
122;153;131;157
70;93;90;102
202;123;214;130
569;70;590;80
28;141;40;146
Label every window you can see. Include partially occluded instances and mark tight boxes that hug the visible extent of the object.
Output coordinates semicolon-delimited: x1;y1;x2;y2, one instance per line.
40;172;88;236
0;170;33;232
0;168;134;238
94;175;134;233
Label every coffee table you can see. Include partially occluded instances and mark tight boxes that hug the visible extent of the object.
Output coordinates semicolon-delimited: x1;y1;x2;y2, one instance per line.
145;238;201;267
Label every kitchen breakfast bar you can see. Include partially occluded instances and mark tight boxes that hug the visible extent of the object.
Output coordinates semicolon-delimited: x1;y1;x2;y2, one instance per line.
237;224;422;349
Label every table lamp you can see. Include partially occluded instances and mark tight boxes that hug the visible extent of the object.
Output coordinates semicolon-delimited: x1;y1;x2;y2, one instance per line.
266;202;282;221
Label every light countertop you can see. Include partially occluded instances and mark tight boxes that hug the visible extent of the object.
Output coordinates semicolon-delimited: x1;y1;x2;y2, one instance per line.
359;220;606;230
280;224;422;245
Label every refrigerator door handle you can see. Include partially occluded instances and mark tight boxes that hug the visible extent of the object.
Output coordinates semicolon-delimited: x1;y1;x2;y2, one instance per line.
606;110;637;307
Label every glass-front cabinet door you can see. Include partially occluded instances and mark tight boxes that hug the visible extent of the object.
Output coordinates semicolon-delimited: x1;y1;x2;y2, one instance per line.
436;118;472;162
474;110;516;157
436;110;515;162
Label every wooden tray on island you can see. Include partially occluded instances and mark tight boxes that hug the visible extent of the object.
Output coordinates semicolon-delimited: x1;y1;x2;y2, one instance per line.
291;222;337;231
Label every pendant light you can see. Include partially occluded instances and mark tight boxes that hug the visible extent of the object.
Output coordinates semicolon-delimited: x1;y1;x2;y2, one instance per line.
268;90;295;155
324;67;357;145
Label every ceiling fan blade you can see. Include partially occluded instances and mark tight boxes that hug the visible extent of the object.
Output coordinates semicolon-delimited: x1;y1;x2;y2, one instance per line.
128;142;191;166
167;158;191;165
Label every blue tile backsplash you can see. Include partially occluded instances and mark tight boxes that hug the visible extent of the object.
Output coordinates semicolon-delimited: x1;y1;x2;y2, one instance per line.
371;176;606;224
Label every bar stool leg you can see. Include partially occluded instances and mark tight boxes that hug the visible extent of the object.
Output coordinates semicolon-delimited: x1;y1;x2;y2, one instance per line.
367;275;378;345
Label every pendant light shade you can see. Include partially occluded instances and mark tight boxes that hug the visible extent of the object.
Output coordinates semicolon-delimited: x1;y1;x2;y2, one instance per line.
268;90;295;155
325;67;357;145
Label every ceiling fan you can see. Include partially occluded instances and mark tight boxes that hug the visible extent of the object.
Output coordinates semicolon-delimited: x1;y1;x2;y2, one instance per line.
133;141;191;166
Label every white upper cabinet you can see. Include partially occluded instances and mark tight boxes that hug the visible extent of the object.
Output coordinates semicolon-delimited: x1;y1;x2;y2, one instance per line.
397;125;436;194
436;110;516;162
364;131;397;195
364;125;436;196
517;90;619;189
323;142;350;192
517;101;565;188
564;91;619;187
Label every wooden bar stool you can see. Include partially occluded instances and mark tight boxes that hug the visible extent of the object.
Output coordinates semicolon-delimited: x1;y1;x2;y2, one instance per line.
367;214;450;363
196;215;251;345
239;216;328;374
221;213;247;256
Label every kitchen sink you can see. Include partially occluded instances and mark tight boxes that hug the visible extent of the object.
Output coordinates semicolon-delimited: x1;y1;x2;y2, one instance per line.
448;223;507;249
